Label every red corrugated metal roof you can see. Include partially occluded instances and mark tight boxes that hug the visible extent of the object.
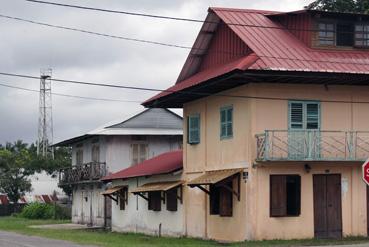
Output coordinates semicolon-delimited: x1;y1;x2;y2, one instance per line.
145;54;258;103
41;195;52;203
0;195;9;205
102;150;183;181
144;7;369;105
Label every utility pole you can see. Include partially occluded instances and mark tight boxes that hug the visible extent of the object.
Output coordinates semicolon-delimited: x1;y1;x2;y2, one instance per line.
37;68;54;158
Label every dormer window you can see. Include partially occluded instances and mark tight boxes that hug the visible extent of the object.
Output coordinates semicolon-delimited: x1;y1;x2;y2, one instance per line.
317;20;369;48
318;23;334;45
355;24;369;47
336;23;354;46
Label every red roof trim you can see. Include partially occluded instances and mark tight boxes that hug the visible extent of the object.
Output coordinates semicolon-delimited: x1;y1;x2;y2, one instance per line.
101;150;183;181
143;7;369;106
144;54;259;104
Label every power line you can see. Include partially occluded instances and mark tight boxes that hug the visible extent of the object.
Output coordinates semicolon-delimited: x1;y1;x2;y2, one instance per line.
0;81;141;103
1;71;369;104
25;0;205;23
3;13;369;67
0;14;192;50
23;0;369;35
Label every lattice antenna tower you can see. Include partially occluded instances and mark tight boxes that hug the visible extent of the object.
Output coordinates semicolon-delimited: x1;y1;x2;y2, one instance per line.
37;68;54;158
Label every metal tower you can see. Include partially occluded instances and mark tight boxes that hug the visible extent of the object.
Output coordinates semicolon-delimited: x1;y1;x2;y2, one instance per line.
37;68;54;158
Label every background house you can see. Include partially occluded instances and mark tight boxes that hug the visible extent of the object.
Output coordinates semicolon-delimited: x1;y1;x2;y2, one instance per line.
55;108;183;227
144;8;369;242
102;150;183;236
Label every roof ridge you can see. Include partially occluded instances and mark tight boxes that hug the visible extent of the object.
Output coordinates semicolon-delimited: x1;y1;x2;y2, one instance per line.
209;7;282;15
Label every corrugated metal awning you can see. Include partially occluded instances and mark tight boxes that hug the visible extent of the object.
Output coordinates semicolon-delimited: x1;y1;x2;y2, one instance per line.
130;181;183;193
187;168;243;186
101;186;127;195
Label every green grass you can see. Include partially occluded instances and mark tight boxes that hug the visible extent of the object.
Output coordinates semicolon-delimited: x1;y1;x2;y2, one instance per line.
0;216;369;246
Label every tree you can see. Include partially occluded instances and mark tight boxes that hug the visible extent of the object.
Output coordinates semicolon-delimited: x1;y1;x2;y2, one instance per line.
0;141;72;203
306;0;369;14
0;141;34;203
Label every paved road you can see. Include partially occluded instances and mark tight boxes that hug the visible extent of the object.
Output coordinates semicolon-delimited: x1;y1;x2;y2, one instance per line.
0;231;98;247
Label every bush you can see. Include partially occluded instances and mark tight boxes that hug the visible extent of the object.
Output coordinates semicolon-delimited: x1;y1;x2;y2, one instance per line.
19;202;70;220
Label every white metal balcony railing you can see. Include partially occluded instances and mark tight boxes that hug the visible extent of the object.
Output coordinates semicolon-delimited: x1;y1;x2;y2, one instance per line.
58;162;107;185
256;130;369;161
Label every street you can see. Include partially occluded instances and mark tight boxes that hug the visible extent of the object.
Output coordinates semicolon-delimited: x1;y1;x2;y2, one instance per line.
0;230;97;247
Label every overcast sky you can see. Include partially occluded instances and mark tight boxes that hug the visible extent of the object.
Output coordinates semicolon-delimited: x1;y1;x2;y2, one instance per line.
0;0;312;145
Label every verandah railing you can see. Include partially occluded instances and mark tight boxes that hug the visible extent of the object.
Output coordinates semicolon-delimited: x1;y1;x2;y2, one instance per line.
256;130;369;161
58;162;107;185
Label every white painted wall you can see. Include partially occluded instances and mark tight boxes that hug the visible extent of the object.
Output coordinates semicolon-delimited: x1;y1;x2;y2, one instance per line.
70;134;182;226
29;171;63;196
71;183;105;226
111;173;184;237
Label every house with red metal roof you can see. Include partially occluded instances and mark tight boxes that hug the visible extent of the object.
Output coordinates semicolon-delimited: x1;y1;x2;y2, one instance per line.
101;150;183;236
143;7;369;241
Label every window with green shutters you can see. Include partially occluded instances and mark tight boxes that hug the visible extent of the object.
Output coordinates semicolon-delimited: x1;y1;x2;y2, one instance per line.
188;114;200;144
220;106;233;139
288;101;320;130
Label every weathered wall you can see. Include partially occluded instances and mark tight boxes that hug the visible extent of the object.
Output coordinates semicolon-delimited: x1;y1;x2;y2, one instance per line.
111;173;184;237
183;83;369;241
254;163;367;240
71;183;105;226
71;134;182;226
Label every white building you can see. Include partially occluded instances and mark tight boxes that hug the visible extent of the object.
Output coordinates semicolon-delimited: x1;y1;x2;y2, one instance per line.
54;108;183;227
101;150;184;236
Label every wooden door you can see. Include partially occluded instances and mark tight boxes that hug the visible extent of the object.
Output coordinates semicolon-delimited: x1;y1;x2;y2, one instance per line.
313;174;342;238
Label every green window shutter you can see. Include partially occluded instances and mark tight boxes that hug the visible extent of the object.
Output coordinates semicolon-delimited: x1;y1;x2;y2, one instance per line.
220;106;233;139
289;101;320;130
289;102;303;129
188;114;200;144
227;107;233;137
306;103;320;130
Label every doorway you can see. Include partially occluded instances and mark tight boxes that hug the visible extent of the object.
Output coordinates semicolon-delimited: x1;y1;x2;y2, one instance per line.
313;174;342;238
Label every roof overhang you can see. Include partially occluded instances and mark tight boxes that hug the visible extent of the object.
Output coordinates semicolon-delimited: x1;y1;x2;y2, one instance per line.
130;181;183;193
143;70;369;109
53;134;95;147
187;168;243;186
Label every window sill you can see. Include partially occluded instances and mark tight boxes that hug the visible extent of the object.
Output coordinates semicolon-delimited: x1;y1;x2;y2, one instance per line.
188;142;200;145
220;136;233;140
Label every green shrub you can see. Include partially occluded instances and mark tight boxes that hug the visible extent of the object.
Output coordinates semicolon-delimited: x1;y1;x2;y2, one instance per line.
19;202;70;220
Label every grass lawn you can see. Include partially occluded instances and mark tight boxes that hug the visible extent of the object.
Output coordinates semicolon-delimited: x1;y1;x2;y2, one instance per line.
0;217;369;247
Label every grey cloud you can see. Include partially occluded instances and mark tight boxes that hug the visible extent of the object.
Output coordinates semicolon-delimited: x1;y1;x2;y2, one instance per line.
0;0;313;144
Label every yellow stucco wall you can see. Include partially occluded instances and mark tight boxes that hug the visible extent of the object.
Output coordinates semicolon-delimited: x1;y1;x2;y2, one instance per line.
183;83;369;241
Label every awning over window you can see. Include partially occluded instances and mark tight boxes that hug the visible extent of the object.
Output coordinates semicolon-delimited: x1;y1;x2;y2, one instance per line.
187;168;243;186
130;181;183;193
101;185;127;195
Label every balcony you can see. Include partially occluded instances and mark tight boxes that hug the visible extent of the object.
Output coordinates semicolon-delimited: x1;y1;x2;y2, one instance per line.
58;162;107;186
256;130;369;162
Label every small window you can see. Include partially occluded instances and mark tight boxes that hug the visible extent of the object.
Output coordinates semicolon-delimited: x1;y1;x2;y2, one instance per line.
210;185;220;215
336;23;354;46
76;149;83;165
318;22;335;45
148;191;161;211
270;175;301;217
355;24;369;47
209;180;233;217
289;101;320;130
119;187;128;211
220;106;233;139
166;188;178;212
131;143;148;165
91;145;100;162
187;114;200;144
